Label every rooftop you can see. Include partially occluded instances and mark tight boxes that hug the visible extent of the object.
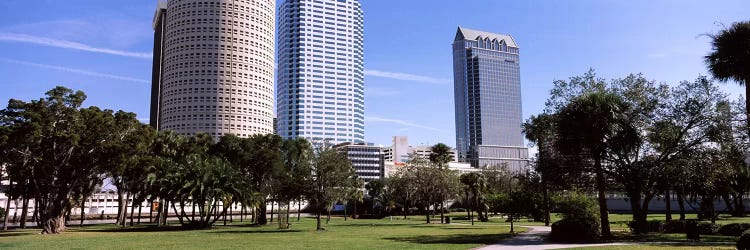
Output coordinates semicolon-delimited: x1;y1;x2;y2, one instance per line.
454;26;518;48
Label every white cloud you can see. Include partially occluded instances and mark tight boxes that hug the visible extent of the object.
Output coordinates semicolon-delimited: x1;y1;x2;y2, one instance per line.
364;69;451;84
0;33;152;59
366;86;401;97
366;116;447;133
0;58;150;84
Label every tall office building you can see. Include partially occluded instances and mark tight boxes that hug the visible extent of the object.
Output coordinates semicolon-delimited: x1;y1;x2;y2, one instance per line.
150;0;276;138
276;0;365;144
452;27;529;170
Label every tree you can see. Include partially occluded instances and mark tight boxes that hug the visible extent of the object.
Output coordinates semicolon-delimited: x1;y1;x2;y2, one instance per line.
1;87;108;234
705;21;750;126
488;190;539;233
429;143;453;168
460;172;488;224
308;143;356;230
556;91;633;238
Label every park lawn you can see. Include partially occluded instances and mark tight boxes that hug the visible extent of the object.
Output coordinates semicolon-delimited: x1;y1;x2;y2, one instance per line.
0;215;525;250
566;245;733;250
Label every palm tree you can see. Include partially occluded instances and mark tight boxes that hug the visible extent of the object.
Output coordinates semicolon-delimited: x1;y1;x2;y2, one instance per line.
460;172;487;225
429;143;454;169
556;91;631;238
705;21;750;124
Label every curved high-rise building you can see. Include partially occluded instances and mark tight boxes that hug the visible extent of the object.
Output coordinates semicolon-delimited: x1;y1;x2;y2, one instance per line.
276;0;365;144
150;0;276;138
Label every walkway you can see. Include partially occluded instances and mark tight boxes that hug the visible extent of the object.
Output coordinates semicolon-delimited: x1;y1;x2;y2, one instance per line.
476;226;630;250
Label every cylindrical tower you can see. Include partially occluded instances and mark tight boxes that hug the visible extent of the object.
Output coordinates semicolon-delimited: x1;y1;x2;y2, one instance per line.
158;0;275;138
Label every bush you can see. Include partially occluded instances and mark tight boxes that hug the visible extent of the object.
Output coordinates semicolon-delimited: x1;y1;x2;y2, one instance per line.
719;223;750;236
550;192;600;243
697;222;719;235
686;220;700;240
627;220;664;233
738;229;750;250
663;220;687;234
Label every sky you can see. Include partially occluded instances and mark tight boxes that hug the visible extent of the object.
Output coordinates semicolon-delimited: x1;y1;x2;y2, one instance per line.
0;0;748;149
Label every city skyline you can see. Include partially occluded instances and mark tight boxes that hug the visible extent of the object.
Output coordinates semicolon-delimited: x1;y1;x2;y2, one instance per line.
0;0;748;149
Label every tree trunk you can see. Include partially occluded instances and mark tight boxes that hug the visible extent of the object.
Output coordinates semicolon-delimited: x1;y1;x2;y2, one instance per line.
594;157;611;238
122;193;129;228
20;197;29;229
665;188;672;222
286;202;290;226
543;179;551;226
270;201;274;223
80;199;86;226
116;189;125;225
677;191;686;221
353;201;357;220
41;213;66;234
130;198;136;226
257;201;267;225
510;214;514;233
470;209;474;226
316;210;323;231
440;201;445;224
344;203;348;221
425;205;431;224
138;205;142;224
326;207;331;224
736;193;746;217
297;199;301;222
2;196;10;230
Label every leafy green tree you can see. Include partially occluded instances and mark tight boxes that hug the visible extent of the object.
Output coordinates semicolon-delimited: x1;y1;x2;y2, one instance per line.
308;144;356;230
488;190;539;233
1;87;105;234
705;21;750;124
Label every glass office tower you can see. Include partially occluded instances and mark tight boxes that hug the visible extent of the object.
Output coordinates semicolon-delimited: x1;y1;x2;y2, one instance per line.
276;0;365;144
452;27;528;170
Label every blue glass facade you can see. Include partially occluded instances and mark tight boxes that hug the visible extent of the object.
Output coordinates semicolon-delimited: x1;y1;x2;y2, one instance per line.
276;0;365;144
453;27;528;169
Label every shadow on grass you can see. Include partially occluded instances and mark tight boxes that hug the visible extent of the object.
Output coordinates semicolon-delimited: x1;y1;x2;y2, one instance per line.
385;233;512;245
208;229;303;234
611;231;736;243
0;231;38;238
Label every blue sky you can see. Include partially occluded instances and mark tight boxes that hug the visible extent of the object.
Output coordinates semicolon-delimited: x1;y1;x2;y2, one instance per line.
0;0;748;149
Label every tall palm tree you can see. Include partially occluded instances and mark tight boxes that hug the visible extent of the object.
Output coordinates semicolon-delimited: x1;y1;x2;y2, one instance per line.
429;143;454;169
705;21;750;123
556;91;632;238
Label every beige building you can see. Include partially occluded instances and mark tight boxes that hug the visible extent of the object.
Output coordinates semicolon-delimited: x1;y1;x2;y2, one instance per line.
382;136;458;163
150;0;276;137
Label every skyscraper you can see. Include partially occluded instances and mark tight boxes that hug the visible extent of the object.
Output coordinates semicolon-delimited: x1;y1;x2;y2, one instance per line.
276;0;365;144
150;0;276;138
452;27;529;170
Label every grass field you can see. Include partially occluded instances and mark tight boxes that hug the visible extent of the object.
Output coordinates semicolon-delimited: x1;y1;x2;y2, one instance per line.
567;245;733;250
0;215;523;249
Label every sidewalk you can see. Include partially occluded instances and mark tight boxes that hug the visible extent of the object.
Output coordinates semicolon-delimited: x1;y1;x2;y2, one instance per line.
476;226;630;250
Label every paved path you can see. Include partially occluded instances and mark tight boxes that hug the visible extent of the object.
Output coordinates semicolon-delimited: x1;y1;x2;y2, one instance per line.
476;226;630;250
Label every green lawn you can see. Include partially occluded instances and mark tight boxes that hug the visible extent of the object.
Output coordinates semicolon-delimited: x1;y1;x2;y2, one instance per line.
567;245;733;250
0;215;524;249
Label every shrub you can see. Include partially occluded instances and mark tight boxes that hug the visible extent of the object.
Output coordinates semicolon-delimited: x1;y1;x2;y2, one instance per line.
697;222;719;235
686;220;700;240
719;223;750;236
627;220;664;233
738;229;750;250
550;192;600;243
663;220;687;234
